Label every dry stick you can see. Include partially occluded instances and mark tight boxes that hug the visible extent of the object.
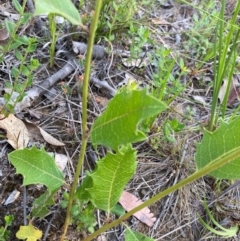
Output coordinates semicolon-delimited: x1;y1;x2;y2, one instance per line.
91;77;116;96
72;41;105;59
59;0;103;239
14;59;78;113
208;180;240;207
0;60;77;112
2;39;141;112
0;53;115;114
72;41;153;59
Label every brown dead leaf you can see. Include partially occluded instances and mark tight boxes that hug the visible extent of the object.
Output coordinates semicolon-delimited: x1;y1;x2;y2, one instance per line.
23;121;43;141
218;75;240;106
193;95;208;106
119;191;156;227
4;190;20;205
55;153;68;171
39;128;65;146
151;18;171;25
0;114;29;149
24;121;65;146
0;27;9;45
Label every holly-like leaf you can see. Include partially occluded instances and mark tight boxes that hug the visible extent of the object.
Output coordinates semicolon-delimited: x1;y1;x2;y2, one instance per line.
196;117;240;179
8;146;65;192
34;0;82;26
16;224;42;241
90;88;167;151
125;228;154;241
86;145;137;213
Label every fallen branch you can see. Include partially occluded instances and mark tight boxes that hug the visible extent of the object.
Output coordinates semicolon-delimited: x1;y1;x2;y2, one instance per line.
0;56;116;113
72;41;154;59
14;59;78;113
90;77;116;96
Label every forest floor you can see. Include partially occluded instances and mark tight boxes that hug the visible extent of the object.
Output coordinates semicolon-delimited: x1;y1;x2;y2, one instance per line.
0;0;240;240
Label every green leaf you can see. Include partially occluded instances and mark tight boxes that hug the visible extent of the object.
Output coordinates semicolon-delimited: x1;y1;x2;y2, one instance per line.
9;36;29;50
32;191;55;218
5;19;16;36
16;224;42;241
20;13;32;25
4;215;14;226
15;50;23;61
28;43;37;53
34;0;82;25
22;65;30;76
86;145;137;212
8;146;65;192
90;88;167;151
76;203;97;232
198;199;238;238
196;117;240;179
12;0;23;14
11;67;20;78
0;226;10;241
110;204;125;216
125;228;155;241
75;173;92;201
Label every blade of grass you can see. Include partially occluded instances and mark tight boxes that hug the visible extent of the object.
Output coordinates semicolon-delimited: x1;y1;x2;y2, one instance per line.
210;0;240;130
209;0;225;131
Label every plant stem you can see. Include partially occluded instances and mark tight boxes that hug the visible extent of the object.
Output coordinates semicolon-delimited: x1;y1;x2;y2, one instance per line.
83;147;240;241
209;0;240;130
209;0;225;131
60;1;103;240
49;13;56;68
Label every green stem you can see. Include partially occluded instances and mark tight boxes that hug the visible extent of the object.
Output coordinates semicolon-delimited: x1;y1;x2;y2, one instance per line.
158;60;175;101
60;1;103;240
11;40;34;106
209;0;225;131
1;0;27;59
48;13;56;68
209;0;240;130
83;147;240;241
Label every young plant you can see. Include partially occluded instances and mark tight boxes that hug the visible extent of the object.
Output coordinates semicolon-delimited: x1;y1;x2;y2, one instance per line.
0;0;38;116
97;0;137;41
209;0;240;131
2;38;39;116
182;0;219;61
198;199;238;238
0;215;14;241
34;0;83;67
